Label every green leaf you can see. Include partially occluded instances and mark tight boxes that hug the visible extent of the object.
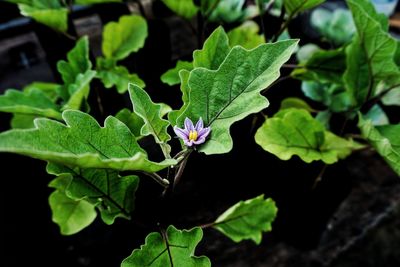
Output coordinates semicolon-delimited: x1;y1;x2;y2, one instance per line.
0;89;61;120
344;0;400;106
280;97;315;112
292;47;346;84
168;70;191;126
102;15;148;61
121;225;211;267
193;26;231;70
75;0;122;4
24;82;60;102
381;87;400;106
359;115;400;176
128;84;172;157
161;0;199;19
213;195;277;244
160;60;193;86
11;114;36;129
177;39;298;155
115;108;145;138
364;104;389;126
49;175;97;235
0;110;176;172
207;0;253;23
284;0;325;15
255;108;363;163
97;58;145;93
11;0;68;32
47;163;139;225
227;21;265;50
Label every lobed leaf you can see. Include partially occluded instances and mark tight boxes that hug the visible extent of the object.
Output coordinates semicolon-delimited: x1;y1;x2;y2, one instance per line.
160;60;193;86
161;0;199;19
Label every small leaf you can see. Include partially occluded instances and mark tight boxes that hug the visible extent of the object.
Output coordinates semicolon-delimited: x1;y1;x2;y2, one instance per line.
227;21;265;49
177;39;298;155
0;110;176;172
115;108;145;137
128;84;172;157
48;163;139;225
160;60;193;86
213;195;277;244
0;89;61;120
193;26;230;70
121;225;211;267
97;58;145;93
11;0;68;32
75;0;122;4
284;0;325;15
364;105;389;126
102;15;148;61
49;175;97;235
161;0;199;19
280;97;315;112
359;115;400;176
63;70;96;111
24;82;60;102
255;108;363;163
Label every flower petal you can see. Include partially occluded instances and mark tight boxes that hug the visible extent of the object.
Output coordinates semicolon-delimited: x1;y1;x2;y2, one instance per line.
197;127;211;139
184;139;194;147
184;117;195;131
195;117;204;131
174;126;189;142
193;137;206;145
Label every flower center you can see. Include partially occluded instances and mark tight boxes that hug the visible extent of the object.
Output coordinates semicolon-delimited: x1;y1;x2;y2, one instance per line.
189;130;198;141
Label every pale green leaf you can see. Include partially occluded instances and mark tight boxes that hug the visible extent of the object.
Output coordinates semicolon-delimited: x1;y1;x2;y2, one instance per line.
75;0;122;4
227;21;265;49
62;70;96;111
11;114;36;129
160;60;193;86
0;89;61;120
161;0;199;19
23;82;60;102
213;195;277;244
381;87;400;106
207;0;253;23
0;110;176;172
49;175;97;235
255;108;363;163
364;105;389;126
128;84;171;157
280;97;315;112
177;39;298;155
284;0;325;15
102;15;148;61
193;26;230;70
359;115;400;176
121;225;211;267
47;163;139;225
344;0;400;106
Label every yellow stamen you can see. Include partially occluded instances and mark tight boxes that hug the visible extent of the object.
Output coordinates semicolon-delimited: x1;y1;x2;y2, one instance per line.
189;130;198;141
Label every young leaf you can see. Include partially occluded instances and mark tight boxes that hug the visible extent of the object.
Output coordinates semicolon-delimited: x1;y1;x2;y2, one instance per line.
97;58;145;93
115;108;145;138
344;0;400;106
75;0;122;4
121;225;211;267
280;97;315;112
359;116;400;176
102;15;148;61
128;84;171;157
364;105;389;126
255;108;363;164
160;60;193;86
23;82;60;102
0;89;61;120
0;110;176;172
161;0;199;20
177;39;298;155
284;0;325;15
193;26;230;70
49;175;97;235
8;0;68;32
47;163;139;225
227;21;265;49
213;195;277;244
62;70;96;110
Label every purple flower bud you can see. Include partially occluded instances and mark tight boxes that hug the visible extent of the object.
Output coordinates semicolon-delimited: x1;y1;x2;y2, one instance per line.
173;117;211;147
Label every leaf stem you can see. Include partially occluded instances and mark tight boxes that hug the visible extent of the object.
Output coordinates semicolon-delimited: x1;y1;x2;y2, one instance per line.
140;171;170;188
173;149;192;189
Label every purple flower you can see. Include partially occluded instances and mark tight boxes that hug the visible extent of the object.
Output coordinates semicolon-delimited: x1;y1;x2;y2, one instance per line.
173;117;211;147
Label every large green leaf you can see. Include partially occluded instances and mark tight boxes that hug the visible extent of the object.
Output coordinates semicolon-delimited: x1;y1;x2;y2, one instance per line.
0;110;176;172
255;108;363;163
121;225;211;267
227;21;265;50
97;58;145;93
160;60;193;86
0;89;61;120
213;195;277;244
359;116;400;176
177;39;298;155
128;84;171;157
193;26;230;70
48;163;139;225
102;15;148;61
8;0;68;32
161;0;198;19
344;0;400;106
49;175;97;235
284;0;325;15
